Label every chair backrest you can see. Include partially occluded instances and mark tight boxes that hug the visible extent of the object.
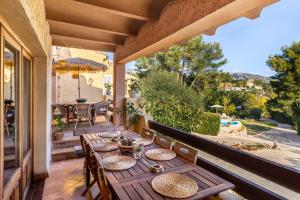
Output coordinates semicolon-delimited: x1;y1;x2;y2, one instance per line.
154;134;173;150
141;128;156;140
82;139;95;172
90;151;110;200
174;142;198;164
75;104;91;118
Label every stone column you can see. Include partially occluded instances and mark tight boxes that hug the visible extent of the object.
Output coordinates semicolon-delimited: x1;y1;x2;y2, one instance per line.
113;60;125;126
33;56;52;179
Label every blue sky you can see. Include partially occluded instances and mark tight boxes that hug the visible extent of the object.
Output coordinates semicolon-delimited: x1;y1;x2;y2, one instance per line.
120;0;300;77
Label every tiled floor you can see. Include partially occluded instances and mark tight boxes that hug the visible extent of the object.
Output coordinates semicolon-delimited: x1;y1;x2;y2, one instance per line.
27;158;91;200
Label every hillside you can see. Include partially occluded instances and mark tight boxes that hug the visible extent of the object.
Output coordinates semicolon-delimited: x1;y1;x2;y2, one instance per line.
231;72;271;83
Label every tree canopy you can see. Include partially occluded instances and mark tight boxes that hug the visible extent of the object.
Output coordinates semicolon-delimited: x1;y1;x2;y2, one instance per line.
135;35;227;91
267;41;300;127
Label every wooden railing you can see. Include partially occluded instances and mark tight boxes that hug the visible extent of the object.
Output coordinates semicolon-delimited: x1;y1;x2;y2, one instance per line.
149;120;300;200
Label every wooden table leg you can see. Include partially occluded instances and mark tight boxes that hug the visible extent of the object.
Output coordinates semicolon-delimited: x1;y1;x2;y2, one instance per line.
86;166;90;187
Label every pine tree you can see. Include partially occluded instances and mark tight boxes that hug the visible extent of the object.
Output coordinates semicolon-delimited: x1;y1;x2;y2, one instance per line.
267;41;300;125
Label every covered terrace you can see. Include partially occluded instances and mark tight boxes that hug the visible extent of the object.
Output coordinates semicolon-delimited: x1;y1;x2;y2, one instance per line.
1;0;299;200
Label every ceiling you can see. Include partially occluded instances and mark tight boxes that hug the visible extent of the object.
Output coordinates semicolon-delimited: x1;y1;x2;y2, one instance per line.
45;0;172;52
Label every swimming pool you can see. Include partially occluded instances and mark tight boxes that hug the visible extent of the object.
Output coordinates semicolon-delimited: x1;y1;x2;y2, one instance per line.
221;119;240;126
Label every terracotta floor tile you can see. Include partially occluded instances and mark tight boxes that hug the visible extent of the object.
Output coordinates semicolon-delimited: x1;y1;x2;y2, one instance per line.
26;158;97;200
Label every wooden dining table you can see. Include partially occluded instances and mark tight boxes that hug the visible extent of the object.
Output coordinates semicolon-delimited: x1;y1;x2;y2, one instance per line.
85;132;235;200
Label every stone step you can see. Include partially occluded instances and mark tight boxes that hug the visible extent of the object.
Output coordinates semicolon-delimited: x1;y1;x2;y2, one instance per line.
4;154;16;168
52;137;81;149
4;145;15;155
51;146;83;162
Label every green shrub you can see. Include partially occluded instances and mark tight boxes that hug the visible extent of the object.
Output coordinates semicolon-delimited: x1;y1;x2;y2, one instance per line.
146;95;220;135
146;95;200;132
141;70;220;135
141;70;203;110
248;107;262;120
194;112;220;136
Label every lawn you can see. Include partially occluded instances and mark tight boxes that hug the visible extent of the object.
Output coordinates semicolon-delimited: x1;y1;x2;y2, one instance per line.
241;119;277;135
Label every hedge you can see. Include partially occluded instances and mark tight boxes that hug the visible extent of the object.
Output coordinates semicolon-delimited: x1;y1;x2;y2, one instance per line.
146;95;220;136
194;112;221;136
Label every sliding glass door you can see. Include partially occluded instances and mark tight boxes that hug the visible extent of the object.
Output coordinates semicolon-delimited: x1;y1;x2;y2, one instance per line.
1;25;33;200
2;33;21;195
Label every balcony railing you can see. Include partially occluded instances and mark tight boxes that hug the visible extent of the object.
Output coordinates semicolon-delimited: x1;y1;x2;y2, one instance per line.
149;120;300;200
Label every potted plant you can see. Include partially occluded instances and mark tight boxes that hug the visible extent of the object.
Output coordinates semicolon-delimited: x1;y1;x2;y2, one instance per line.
128;79;141;98
104;82;112;101
53;116;66;141
117;101;141;130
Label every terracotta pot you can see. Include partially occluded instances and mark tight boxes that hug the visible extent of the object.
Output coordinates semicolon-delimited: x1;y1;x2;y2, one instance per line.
53;131;64;141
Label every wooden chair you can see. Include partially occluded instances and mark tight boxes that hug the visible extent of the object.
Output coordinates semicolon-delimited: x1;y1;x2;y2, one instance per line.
74;104;92;130
81;136;97;196
154;134;173;150
141;128;156;141
58;105;76;123
173;142;198;164
90;151;111;200
93;101;110;122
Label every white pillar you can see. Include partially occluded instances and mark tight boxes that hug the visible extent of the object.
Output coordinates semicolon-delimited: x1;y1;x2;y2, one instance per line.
33;56;52;179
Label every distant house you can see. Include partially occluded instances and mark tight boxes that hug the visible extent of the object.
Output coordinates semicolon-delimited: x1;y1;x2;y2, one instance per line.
246;79;255;88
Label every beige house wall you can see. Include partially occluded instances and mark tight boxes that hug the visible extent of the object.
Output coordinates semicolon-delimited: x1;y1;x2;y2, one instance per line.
52;47;135;104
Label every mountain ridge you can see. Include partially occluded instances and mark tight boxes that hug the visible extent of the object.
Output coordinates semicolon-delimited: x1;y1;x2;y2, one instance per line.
230;72;271;83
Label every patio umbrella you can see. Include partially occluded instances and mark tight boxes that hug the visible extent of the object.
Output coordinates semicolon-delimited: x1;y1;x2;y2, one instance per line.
53;57;107;100
210;105;223;113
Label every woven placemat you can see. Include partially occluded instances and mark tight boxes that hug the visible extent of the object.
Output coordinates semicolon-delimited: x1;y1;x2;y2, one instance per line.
96;132;120;138
93;142;118;152
152;173;198;198
145;149;176;161
135;137;153;146
102;155;136;171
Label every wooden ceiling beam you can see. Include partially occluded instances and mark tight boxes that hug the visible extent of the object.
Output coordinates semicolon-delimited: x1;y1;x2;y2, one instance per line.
46;17;132;37
49;20;125;45
115;0;279;63
52;35;116;52
51;34;118;46
73;0;154;21
45;0;142;36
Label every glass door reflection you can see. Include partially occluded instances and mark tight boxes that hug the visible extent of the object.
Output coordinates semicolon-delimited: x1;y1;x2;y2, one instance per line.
3;43;19;187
